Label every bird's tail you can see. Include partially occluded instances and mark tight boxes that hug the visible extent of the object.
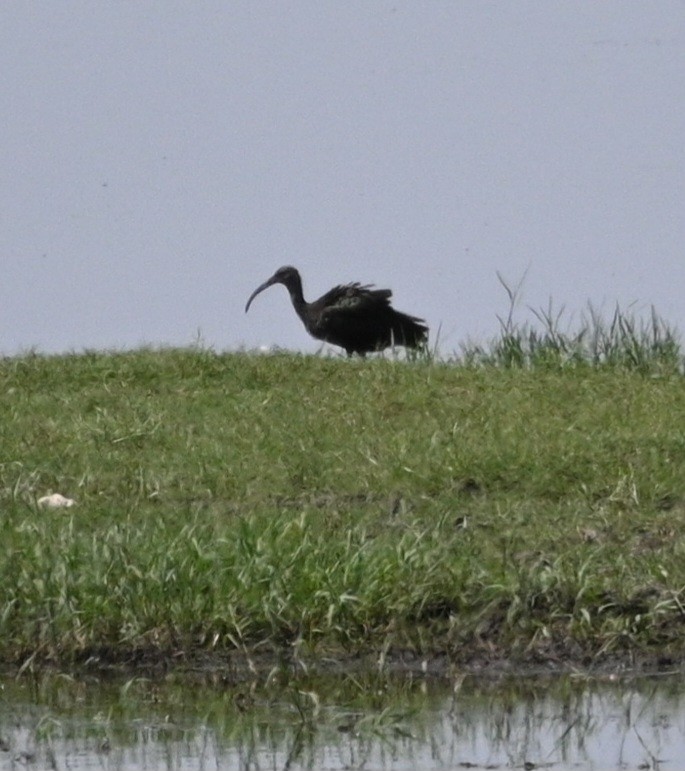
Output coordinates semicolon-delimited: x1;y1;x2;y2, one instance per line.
391;311;429;348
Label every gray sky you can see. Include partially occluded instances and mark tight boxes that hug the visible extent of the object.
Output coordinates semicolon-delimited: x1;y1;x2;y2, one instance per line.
2;2;683;356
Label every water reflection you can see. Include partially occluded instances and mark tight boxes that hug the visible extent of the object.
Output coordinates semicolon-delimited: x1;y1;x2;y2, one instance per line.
0;669;683;769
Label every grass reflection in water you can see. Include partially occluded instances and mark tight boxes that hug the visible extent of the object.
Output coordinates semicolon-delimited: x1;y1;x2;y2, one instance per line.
0;670;683;769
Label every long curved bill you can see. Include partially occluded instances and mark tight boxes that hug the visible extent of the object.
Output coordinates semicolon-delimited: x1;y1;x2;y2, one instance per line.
245;274;278;313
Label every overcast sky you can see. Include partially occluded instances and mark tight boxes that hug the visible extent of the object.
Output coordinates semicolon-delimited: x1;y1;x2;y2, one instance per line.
1;2;683;356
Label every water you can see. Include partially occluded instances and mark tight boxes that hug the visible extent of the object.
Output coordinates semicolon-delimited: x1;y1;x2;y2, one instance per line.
1;669;684;769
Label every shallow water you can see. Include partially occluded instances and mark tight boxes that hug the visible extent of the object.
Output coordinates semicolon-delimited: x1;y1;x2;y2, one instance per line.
1;669;684;769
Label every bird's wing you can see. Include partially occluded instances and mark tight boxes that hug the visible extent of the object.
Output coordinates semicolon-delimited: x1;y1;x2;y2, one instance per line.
318;283;393;313
308;282;427;353
312;285;396;345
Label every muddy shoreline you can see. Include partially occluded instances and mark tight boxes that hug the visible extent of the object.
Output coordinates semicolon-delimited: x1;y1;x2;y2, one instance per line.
6;644;685;682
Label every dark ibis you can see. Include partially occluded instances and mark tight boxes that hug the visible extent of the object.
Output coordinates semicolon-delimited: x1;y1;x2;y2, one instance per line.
245;266;428;356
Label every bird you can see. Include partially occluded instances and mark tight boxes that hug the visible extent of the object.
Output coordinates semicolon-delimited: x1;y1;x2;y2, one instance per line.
245;266;428;357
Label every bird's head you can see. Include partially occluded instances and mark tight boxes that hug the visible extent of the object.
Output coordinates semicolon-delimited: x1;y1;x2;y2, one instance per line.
245;266;301;312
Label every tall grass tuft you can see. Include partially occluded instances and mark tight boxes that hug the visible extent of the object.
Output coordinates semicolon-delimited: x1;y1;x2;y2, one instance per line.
460;275;682;373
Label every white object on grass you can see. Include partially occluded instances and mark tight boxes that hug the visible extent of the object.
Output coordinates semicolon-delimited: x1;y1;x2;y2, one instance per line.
37;493;76;509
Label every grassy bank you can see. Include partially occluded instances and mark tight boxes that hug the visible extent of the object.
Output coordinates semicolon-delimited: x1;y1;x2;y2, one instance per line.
1;334;685;670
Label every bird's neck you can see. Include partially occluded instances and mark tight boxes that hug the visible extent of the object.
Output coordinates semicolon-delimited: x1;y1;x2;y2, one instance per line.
285;276;308;318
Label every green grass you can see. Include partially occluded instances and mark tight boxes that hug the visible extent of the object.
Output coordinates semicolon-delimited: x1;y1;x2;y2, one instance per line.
1;317;685;669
